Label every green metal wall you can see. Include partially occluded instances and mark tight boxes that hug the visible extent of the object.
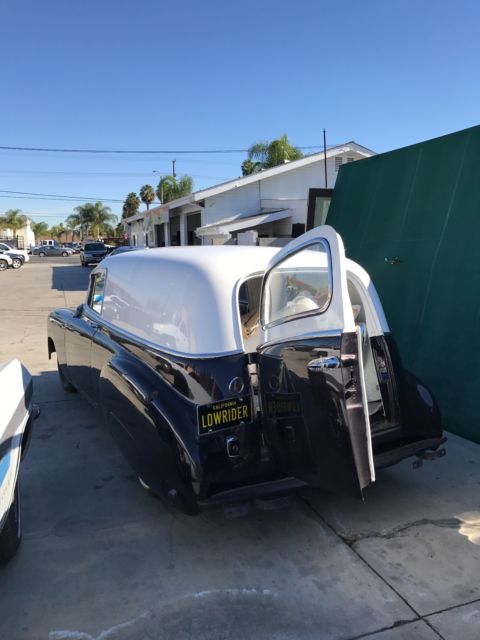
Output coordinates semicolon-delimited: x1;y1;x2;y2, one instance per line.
327;125;480;442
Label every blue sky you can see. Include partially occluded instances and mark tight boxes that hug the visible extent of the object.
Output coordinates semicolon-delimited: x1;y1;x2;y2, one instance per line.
1;0;479;226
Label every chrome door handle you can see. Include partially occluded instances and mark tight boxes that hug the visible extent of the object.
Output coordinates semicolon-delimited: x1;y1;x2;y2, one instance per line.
307;356;340;370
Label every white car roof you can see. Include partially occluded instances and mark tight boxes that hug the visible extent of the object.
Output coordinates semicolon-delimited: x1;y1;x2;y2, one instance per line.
96;244;387;356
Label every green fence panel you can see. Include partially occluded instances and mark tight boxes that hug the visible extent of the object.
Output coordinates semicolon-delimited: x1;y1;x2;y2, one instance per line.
327;125;480;442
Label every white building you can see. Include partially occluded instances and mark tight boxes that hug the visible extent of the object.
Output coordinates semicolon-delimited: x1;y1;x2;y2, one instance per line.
124;141;375;248
0;219;35;249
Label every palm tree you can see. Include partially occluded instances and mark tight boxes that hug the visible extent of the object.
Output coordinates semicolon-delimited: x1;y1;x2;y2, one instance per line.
74;202;116;239
65;214;81;241
0;209;28;237
50;223;67;242
122;192;140;219
242;134;303;175
139;184;156;211
156;175;193;204
31;221;49;243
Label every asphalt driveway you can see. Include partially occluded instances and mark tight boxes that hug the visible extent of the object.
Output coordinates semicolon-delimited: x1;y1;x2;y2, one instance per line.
0;258;479;640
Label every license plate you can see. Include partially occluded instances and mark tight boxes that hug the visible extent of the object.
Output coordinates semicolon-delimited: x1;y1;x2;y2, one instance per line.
198;396;252;434
264;392;302;418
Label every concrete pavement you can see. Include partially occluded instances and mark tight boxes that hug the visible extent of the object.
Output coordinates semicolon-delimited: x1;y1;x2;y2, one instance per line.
0;257;479;639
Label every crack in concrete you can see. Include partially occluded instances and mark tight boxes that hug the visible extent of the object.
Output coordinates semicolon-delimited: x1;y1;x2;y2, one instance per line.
339;517;462;546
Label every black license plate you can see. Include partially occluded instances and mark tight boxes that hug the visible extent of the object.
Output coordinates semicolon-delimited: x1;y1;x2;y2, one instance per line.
198;396;252;434
264;392;302;418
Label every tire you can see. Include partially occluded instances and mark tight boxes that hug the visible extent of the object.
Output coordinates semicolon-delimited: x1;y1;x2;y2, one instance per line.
61;251;68;257
81;260;88;267
39;251;46;257
0;259;7;271
0;483;22;563
11;258;22;269
58;363;77;393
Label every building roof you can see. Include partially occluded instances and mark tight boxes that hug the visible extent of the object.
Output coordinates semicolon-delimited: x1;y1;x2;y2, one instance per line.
124;141;375;224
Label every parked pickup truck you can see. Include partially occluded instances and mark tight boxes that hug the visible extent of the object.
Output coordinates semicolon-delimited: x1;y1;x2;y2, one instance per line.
47;226;445;514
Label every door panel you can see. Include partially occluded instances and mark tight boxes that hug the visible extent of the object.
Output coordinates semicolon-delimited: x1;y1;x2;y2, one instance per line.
259;226;374;496
259;328;374;496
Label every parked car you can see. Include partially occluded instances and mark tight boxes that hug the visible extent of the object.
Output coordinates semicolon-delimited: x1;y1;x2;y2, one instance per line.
47;226;445;515
0;253;13;271
0;242;30;263
61;242;81;253
80;242;108;266
0;250;24;269
32;245;74;257
0;359;39;562
106;245;144;257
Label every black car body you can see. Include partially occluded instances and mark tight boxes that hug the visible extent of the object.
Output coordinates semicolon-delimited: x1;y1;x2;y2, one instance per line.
80;242;108;266
47;226;445;514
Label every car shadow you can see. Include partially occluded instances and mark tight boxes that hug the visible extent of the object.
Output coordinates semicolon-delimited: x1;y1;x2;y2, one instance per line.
51;265;91;292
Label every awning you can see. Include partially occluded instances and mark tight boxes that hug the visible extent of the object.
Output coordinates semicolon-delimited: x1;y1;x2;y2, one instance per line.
195;209;292;239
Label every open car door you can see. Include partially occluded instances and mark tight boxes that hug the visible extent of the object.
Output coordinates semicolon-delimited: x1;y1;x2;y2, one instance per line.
258;225;375;497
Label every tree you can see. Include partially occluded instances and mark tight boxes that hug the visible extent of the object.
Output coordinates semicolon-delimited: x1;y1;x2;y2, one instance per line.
65;214;81;241
0;209;28;236
156;175;193;204
50;223;67;242
139;184;156;211
31;221;49;242
74;202;117;239
242;134;303;175
122;192;140;219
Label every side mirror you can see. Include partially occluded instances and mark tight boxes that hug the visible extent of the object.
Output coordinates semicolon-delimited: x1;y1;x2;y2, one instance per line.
74;304;84;318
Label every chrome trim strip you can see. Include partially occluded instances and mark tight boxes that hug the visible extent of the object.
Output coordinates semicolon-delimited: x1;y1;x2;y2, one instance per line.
258;329;343;351
85;308;244;360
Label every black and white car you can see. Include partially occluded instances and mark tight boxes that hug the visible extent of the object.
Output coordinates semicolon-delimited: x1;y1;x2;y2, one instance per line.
0;360;39;562
48;225;445;514
0;253;13;271
0;242;29;264
0;250;24;269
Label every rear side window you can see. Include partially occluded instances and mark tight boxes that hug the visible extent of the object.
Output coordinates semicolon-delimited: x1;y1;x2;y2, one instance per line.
88;272;106;314
263;241;332;326
85;243;105;251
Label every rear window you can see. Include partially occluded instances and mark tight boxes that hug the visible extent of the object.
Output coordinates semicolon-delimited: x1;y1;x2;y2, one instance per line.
84;243;105;251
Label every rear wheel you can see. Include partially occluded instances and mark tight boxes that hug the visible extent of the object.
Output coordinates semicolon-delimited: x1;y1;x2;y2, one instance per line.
0;483;22;563
38;251;46;257
0;259;8;271
11;258;22;269
61;251;68;257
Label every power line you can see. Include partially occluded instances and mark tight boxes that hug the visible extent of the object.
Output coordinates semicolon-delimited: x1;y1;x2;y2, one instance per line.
0;144;330;155
0;168;230;180
0;189;123;203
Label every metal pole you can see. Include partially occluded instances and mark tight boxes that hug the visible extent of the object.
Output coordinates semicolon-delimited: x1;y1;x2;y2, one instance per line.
323;129;328;189
172;159;176;178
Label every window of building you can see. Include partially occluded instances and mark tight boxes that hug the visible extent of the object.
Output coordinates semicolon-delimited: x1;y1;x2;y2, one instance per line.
346;156;355;163
335;156;343;171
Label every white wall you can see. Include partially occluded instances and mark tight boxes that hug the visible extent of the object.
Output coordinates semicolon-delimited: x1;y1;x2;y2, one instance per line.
202;182;259;226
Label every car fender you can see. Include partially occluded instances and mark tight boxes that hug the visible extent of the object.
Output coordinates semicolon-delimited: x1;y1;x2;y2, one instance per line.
98;355;200;497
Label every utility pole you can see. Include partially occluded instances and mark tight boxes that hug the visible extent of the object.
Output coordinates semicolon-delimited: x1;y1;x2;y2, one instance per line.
172;159;176;178
323;129;328;189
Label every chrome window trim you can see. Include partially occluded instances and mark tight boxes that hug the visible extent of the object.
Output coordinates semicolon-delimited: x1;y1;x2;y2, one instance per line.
260;238;333;330
83;309;244;360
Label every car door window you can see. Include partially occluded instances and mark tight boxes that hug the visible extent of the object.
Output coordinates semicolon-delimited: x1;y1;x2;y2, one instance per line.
88;272;106;314
263;241;332;327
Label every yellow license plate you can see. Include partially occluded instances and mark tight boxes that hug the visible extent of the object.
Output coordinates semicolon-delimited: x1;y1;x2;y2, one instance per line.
198;396;252;434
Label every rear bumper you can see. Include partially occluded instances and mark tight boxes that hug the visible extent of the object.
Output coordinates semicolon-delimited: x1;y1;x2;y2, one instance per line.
374;436;447;470
198;476;307;507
